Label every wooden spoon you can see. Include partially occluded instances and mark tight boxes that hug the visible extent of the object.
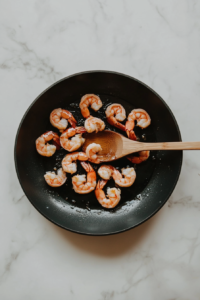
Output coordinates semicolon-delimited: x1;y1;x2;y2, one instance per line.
82;130;200;162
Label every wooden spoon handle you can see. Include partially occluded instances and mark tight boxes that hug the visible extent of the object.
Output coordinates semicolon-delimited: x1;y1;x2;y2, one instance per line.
141;141;200;151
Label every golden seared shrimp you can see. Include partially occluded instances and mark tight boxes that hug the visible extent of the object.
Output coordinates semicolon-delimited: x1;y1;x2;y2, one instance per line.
50;108;77;131
98;165;114;180
85;116;105;133
127;150;150;164
95;180;121;209
62;152;88;174
60;127;86;152
86;143;102;164
36;131;60;157
126;109;151;139
72;162;96;194
105;104;126;131
44;168;67;187
79;94;103;118
112;167;136;187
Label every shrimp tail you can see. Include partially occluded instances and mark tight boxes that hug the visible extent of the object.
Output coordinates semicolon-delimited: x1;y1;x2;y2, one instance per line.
43;131;61;150
114;122;126;131
125;120;135;131
68;114;77;128
126;129;137;141
61;110;77;128
76;126;87;134
125;120;137;140
96;179;108;190
107;117;126;131
80;161;94;172
68;118;77;128
52;139;61;150
52;133;60;149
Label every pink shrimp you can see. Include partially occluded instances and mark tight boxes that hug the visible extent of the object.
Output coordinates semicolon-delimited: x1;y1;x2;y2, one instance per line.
125;109;151;139
79;94;103;118
98;165;136;187
44;168;67;187
84;116;105;133
60;127;86;152
105;104;126;131
36;131;60;157
95;180;121;209
72;162;97;194
62;152;88;174
85;143;102;164
50;108;77;131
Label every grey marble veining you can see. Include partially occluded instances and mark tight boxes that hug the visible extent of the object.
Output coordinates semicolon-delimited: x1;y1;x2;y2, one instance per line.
1;0;200;299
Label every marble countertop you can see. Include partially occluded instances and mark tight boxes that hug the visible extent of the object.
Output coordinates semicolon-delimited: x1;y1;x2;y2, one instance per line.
1;0;200;299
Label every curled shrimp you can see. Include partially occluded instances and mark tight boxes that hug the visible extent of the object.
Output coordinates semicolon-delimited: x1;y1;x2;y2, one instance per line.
105;104;126;131
98;165;136;187
44;168;67;187
62;152;88;174
36;131;60;157
79;94;103;118
85;116;105;133
60;127;86;152
86;143;102;164
50;108;77;131
98;165;114;180
112;167;136;187
95;179;121;209
72;162;96;194
127;150;150;164
126;109;151;138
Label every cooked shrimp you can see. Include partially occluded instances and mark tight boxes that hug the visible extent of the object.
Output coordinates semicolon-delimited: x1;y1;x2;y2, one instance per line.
44;168;67;187
127;150;150;164
36;131;60;157
62;152;88;174
126;109;151;139
112;167;136;187
98;165;136;187
50;108;77;131
80;94;103;118
86;143;102;164
85;116;105;133
105;104;126;131
98;165;114;180
72;162;96;194
60;127;86;152
95;180;121;209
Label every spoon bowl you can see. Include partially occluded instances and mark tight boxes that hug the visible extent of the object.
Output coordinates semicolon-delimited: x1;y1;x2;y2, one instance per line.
83;130;200;162
82;130;123;161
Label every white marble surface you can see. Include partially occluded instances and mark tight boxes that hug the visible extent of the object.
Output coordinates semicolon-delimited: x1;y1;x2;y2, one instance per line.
1;0;200;299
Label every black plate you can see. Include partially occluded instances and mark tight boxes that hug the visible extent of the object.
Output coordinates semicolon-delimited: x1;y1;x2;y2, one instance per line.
14;71;182;235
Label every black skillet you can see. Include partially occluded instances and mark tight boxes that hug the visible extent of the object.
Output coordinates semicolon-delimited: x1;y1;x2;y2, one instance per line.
14;71;182;235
